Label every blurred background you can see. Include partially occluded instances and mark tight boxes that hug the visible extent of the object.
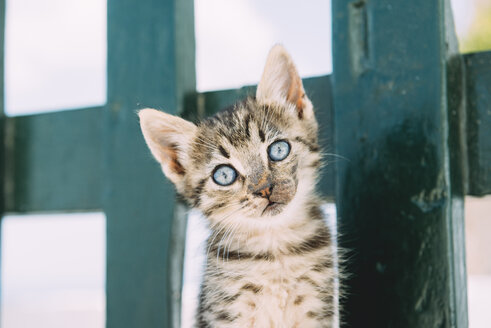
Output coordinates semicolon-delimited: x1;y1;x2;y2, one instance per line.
2;0;490;327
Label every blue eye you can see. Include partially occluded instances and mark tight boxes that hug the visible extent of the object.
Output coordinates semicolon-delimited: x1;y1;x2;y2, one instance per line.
268;140;291;161
212;165;238;186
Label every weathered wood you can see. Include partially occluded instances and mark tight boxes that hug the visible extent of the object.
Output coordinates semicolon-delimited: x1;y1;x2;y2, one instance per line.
465;51;491;196
445;5;469;325
5;108;103;213
332;0;468;326
105;0;195;327
0;0;5;314
303;76;335;199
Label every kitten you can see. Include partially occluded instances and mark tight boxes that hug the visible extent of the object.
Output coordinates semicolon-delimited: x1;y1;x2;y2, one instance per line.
139;45;339;328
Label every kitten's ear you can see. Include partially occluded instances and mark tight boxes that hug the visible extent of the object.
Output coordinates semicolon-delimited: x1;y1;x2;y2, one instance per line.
138;108;196;188
256;44;313;120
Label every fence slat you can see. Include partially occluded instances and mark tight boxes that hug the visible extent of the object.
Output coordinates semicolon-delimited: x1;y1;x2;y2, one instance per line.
105;0;195;327
0;0;5;316
465;51;491;196
332;0;468;326
5;108;103;213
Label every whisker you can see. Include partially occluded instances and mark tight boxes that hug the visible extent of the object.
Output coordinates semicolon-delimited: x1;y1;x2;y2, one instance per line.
205;202;244;259
224;221;241;262
217;220;235;262
321;152;350;162
217;205;246;263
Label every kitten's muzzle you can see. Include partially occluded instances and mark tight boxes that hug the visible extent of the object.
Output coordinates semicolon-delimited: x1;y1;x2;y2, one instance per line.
253;183;274;199
261;201;285;216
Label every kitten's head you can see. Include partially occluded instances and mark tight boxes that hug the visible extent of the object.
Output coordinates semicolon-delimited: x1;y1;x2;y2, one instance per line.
139;45;321;229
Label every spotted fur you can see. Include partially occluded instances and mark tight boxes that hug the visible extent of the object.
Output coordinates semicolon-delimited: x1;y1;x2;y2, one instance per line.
139;45;339;328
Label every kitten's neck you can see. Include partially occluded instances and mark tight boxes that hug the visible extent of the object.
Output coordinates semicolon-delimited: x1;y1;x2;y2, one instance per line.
229;197;325;257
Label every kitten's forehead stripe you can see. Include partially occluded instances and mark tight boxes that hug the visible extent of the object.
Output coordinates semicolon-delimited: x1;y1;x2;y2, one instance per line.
218;145;230;158
244;114;251;139
258;128;266;142
294;136;320;152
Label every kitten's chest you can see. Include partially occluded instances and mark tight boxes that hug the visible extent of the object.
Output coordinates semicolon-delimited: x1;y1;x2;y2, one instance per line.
225;254;331;328
199;217;336;327
250;258;304;303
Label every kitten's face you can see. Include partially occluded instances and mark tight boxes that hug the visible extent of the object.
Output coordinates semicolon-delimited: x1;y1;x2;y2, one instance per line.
139;45;321;229
185;100;319;224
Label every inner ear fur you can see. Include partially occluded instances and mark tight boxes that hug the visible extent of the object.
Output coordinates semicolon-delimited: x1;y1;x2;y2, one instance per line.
256;44;313;120
138;108;196;186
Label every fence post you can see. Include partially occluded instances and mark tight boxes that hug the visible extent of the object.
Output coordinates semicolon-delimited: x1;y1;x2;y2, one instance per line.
332;0;468;326
105;0;195;327
0;0;5;318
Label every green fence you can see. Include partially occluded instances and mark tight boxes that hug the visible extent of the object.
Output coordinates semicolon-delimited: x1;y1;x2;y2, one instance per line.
1;0;490;327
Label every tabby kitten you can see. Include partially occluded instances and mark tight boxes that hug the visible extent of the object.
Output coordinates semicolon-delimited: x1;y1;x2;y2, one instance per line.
139;45;338;328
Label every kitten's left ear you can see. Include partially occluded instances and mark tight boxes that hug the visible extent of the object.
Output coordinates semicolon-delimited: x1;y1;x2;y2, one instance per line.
256;44;313;120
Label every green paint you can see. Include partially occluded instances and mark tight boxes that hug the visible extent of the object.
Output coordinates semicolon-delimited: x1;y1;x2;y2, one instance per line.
5;107;103;213
303;76;335;199
105;0;195;327
465;51;491;196
332;0;468;326
446;6;469;327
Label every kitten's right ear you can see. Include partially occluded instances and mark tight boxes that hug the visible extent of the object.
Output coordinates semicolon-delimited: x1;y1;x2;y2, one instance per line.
256;44;313;120
138;108;196;188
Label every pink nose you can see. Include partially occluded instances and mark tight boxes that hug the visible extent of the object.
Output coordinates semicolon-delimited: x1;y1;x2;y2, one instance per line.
254;184;273;199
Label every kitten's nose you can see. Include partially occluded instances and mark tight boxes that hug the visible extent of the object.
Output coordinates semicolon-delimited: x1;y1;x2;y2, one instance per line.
253;184;273;199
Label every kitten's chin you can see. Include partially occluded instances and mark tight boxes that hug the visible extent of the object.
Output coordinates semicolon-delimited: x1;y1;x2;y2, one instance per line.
261;202;286;216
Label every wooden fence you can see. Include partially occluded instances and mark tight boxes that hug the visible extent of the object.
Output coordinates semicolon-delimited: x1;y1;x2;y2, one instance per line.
1;0;490;327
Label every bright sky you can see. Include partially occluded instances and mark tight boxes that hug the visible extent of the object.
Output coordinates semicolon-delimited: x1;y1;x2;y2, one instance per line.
3;0;475;115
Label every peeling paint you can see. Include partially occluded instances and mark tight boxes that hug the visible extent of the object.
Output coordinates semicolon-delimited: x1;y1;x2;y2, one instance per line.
414;280;429;312
411;173;448;213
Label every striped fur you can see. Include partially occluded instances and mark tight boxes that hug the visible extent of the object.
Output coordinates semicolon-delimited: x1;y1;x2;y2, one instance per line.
139;45;339;328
